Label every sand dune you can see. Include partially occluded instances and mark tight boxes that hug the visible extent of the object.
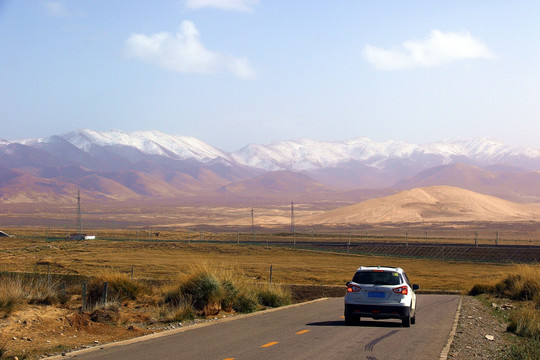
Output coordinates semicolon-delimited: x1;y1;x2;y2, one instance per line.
297;186;540;225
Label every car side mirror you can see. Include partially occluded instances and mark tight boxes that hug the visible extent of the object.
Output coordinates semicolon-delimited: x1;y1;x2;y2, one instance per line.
346;281;350;286
413;284;419;291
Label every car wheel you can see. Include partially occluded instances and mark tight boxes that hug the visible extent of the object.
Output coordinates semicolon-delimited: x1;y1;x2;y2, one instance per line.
345;314;359;325
402;312;411;327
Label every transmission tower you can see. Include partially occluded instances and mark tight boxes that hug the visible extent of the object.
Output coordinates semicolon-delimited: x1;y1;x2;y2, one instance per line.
290;201;295;234
76;189;82;235
251;209;254;233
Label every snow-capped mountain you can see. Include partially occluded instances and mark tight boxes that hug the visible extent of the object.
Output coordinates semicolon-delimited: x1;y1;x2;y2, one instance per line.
18;129;231;163
8;130;540;172
232;137;540;171
3;129;540;204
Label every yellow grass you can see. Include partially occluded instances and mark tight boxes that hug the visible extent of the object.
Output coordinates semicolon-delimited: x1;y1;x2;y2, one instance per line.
0;235;535;292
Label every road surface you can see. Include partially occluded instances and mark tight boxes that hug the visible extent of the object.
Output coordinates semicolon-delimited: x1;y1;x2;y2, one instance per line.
62;294;459;360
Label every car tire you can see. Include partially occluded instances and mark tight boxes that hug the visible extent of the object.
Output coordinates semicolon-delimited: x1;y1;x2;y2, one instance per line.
402;312;411;327
345;314;358;325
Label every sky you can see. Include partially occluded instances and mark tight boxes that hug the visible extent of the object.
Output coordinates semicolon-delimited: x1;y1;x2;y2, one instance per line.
1;0;539;151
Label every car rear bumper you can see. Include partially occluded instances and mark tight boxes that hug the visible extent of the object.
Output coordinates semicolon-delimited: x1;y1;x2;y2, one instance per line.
345;303;411;320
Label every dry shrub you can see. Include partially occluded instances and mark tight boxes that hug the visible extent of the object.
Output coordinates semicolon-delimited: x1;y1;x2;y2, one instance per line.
494;265;540;301
158;303;195;323
468;283;495;296
257;284;292;308
90;303;120;324
470;265;540;302
0;274;69;315
87;271;146;306
508;304;540;340
0;276;25;316
168;261;291;317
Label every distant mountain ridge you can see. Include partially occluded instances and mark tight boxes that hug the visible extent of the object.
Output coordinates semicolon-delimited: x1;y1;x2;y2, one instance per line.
2;129;540;204
6;129;540;171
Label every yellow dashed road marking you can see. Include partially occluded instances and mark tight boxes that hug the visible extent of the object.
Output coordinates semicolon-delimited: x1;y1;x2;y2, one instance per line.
261;341;279;348
296;330;310;334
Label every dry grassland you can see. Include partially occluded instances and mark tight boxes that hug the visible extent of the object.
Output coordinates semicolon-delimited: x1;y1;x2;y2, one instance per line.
0;234;534;292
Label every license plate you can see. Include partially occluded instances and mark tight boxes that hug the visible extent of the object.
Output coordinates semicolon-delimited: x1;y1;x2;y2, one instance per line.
368;291;385;298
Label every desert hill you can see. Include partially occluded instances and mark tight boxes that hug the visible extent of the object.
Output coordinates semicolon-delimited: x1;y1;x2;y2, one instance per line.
297;186;540;225
395;163;540;203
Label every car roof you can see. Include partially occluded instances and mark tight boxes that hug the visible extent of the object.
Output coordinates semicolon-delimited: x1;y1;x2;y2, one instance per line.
356;266;403;272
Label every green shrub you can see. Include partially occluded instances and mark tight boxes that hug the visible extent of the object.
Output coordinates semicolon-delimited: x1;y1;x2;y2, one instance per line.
181;272;223;315
233;289;259;313
220;279;238;312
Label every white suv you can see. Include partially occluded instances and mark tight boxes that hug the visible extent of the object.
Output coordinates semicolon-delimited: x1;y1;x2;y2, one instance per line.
344;266;419;327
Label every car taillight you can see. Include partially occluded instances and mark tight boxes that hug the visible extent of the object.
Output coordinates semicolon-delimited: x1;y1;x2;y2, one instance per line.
392;286;408;295
347;284;361;292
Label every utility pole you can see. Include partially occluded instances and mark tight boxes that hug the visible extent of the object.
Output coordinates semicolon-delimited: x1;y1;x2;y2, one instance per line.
251;209;254;233
290;201;295;234
76;189;82;235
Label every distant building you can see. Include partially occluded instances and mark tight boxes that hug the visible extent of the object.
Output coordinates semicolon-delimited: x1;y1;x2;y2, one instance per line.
68;233;96;240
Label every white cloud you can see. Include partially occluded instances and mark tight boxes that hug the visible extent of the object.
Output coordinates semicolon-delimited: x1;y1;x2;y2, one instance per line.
124;21;256;80
364;29;497;71
43;1;70;17
184;0;259;12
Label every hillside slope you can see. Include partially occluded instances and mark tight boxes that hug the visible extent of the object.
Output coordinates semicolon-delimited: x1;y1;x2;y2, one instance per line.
298;186;540;225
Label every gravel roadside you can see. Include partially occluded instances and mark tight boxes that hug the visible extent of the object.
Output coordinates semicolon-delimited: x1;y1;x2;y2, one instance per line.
447;295;514;359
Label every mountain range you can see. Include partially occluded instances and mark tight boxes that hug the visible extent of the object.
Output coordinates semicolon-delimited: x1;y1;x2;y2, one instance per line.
1;129;540;204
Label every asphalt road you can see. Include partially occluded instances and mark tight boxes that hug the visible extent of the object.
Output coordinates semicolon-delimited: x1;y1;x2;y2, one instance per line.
64;294;459;360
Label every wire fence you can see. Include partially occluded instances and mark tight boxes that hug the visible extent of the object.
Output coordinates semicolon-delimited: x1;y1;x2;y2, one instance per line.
37;228;540;264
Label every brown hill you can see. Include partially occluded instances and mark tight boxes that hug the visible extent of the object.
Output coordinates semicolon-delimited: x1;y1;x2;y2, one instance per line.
298;186;540;225
395;163;540;203
218;171;335;200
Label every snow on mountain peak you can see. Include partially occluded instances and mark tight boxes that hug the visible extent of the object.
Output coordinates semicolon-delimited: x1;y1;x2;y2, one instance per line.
57;129;230;162
5;130;540;171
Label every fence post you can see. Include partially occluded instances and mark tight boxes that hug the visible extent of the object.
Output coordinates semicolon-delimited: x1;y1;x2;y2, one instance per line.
269;264;273;285
365;231;368;243
237;231;240;244
130;265;134;281
266;234;269;249
47;264;51;288
475;232;478;247
425;231;428;244
82;282;87;311
405;232;408;246
495;232;499;246
102;281;108;306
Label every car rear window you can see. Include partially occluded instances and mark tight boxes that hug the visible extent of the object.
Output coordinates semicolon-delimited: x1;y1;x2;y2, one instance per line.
352;270;402;285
